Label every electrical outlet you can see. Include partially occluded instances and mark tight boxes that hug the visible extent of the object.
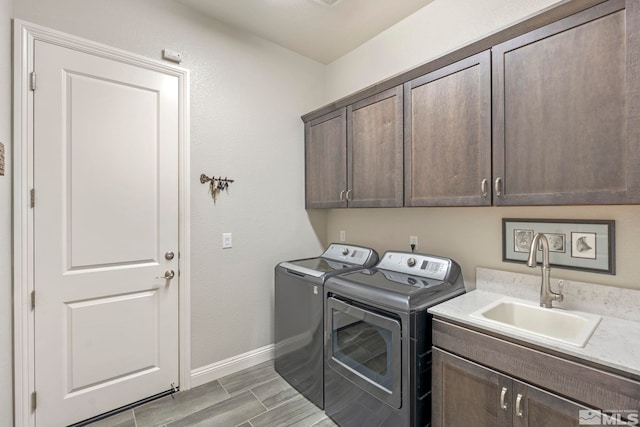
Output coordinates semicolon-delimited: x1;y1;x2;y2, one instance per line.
410;235;418;247
339;230;346;242
222;233;232;249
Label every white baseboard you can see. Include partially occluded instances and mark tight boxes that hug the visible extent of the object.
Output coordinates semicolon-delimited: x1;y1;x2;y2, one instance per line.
190;344;275;388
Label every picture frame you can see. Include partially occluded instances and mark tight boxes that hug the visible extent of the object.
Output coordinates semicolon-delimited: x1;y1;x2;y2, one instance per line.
502;219;615;274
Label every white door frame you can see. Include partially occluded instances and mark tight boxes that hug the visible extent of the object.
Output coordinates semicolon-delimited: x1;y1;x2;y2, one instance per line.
13;20;192;426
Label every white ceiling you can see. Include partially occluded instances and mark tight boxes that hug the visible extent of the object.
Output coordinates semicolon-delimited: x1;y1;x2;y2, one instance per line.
177;0;435;64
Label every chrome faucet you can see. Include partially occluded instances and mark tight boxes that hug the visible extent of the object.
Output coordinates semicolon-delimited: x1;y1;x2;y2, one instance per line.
527;233;563;308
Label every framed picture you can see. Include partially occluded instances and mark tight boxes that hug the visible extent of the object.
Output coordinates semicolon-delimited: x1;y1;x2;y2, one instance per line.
514;229;534;253
502;219;615;274
571;232;596;259
542;233;566;253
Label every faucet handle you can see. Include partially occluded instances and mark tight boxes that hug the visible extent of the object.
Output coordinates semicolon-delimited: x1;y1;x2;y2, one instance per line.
555;280;565;303
557;280;565;294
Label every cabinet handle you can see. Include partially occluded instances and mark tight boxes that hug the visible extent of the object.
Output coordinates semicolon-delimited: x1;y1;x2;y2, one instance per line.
515;393;523;417
500;387;508;410
346;189;353;201
494;177;503;196
340;190;345;201
481;179;489;197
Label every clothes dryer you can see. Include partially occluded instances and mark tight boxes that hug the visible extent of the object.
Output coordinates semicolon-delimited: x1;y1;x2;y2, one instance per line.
324;251;465;426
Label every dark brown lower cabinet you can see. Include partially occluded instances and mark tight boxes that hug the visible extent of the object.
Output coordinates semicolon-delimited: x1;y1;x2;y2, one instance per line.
433;349;509;427
432;319;640;427
432;349;625;427
512;379;592;427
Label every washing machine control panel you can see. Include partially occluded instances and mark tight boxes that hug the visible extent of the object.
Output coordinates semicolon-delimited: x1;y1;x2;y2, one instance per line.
377;252;451;281
323;244;375;265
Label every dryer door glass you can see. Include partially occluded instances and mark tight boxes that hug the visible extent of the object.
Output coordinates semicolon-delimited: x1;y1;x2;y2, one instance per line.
327;297;402;409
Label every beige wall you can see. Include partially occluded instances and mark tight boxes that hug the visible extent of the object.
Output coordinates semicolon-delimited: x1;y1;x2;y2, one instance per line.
327;206;640;289
0;0;12;423
324;0;640;291
12;0;327;372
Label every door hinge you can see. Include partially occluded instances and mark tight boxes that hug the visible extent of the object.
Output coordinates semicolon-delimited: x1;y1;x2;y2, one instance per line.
31;291;35;310
31;391;37;411
30;189;35;208
30;72;36;91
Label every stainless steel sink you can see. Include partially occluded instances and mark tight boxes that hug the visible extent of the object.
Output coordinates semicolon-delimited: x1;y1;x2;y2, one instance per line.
470;297;601;347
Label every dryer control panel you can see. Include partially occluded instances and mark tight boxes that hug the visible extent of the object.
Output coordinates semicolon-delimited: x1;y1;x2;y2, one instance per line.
323;244;376;265
377;251;451;281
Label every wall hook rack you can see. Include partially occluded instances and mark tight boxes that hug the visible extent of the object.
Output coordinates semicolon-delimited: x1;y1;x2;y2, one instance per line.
200;174;234;203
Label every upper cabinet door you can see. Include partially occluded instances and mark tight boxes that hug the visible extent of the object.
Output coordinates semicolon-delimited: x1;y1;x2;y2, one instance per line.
305;109;348;208
492;0;640;205
404;51;492;207
347;87;404;208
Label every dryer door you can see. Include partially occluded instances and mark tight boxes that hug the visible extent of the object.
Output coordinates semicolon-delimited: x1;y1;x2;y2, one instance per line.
326;296;402;409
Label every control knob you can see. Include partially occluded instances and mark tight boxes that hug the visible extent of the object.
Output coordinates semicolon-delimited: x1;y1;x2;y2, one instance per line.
342;248;349;255
407;257;417;267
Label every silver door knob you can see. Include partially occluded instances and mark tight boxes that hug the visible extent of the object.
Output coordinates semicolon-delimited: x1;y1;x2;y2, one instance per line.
159;270;175;280
165;251;175;260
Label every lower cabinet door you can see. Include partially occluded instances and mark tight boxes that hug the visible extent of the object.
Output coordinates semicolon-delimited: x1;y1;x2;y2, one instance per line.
433;349;612;427
432;349;511;427
512;381;597;427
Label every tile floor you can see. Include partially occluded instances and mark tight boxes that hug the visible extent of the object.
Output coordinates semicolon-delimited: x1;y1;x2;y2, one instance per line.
85;361;337;427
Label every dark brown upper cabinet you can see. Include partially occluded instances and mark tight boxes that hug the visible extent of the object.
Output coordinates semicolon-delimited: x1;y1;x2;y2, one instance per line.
492;0;640;205
305;87;403;208
404;51;492;207
303;0;638;208
305;109;347;208
347;86;404;208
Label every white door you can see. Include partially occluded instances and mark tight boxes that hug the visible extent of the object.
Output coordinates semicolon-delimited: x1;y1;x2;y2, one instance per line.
33;39;179;426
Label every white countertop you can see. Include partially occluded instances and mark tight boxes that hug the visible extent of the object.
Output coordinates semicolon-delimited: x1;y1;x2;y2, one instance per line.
428;268;640;379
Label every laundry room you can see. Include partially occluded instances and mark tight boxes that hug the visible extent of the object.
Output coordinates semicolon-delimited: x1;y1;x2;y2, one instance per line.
1;0;640;426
